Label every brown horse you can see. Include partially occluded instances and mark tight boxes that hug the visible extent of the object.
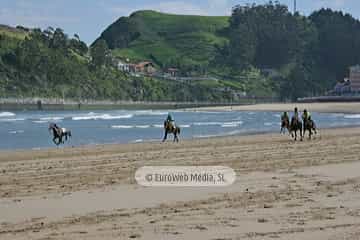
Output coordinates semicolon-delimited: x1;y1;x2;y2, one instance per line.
280;117;290;134
289;117;303;141
162;121;180;142
303;118;317;139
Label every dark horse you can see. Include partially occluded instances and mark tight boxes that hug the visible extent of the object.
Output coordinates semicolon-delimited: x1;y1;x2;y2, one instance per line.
289;117;303;141
303;118;317;139
280;117;290;134
162;121;180;142
48;123;72;145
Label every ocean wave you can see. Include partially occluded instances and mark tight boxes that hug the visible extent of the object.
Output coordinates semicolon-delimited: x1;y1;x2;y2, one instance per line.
0;118;25;122
134;110;168;116
135;125;150;129
194;121;243;127
9;130;24;134
0;112;15;117
73;114;133;121
193;122;222;126
264;122;274;126
32;120;49;124
221;121;243;128
39;117;64;121
111;125;134;129
152;124;164;128
179;124;191;128
131;139;144;143
344;114;360;119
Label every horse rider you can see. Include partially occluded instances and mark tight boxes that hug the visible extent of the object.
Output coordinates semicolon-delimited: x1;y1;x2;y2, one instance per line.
52;123;62;135
302;109;311;129
165;113;175;129
292;107;300;125
281;111;289;123
302;109;311;122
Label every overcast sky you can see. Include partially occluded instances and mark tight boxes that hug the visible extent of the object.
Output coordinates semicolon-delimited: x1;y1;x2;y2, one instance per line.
1;0;358;44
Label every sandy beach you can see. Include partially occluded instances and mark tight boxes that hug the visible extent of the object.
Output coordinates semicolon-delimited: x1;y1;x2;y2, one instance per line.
1;125;360;239
189;102;360;114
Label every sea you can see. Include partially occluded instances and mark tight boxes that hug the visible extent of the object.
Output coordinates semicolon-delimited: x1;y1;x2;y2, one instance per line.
0;110;359;150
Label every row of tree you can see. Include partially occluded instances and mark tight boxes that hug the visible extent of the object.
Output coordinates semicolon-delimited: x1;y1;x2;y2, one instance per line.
215;1;360;100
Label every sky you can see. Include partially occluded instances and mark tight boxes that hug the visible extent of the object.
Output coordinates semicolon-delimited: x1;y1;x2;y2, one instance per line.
1;0;359;45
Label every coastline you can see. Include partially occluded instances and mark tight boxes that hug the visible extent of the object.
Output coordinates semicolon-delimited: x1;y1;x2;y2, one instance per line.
186;102;360;114
0;98;232;111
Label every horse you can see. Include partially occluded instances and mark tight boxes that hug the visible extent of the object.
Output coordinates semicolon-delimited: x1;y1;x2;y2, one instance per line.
162;121;180;142
280;117;290;134
303;118;317;139
289;117;303;141
48;123;72;145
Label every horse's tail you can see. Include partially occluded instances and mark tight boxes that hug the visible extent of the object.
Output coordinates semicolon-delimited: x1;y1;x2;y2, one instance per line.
177;127;180;135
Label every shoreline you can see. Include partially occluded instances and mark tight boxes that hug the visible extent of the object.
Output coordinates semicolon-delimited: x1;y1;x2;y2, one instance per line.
1;124;358;157
186;102;360;113
3;124;360;153
0;98;233;111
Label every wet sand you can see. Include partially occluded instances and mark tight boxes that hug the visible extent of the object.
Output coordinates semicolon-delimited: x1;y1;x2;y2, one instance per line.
188;102;360;113
1;127;360;239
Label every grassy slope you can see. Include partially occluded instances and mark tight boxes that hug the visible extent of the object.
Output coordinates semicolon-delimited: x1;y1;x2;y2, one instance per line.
0;25;27;40
99;11;229;66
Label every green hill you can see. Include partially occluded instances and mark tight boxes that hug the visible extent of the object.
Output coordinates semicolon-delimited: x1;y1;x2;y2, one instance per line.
94;10;229;69
0;24;28;40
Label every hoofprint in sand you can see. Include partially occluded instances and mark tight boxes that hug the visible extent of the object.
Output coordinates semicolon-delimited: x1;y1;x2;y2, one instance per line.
1;127;360;239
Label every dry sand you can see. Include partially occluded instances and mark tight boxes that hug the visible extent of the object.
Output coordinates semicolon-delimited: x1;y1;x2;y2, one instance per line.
1;127;360;239
188;102;360;113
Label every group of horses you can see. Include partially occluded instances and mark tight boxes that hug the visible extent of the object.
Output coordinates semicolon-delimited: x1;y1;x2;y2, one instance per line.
48;120;180;146
48;113;318;146
280;116;317;141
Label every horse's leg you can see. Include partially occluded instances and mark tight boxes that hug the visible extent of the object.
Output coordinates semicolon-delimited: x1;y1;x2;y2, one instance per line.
162;130;168;142
53;137;58;145
174;133;179;142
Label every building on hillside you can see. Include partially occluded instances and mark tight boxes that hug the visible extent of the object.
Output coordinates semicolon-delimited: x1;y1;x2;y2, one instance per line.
135;61;156;75
166;68;179;77
117;61;130;72
350;65;360;92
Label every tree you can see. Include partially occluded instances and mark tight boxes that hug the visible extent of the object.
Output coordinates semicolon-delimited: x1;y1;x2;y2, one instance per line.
90;39;109;67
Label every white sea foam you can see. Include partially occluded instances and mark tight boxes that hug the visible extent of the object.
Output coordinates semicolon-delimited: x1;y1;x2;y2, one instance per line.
39;117;64;121
135;125;150;129
179;124;191;128
9;130;24;134
134;110;168;116
32;120;49;124
344;114;360;119
73;114;133;121
0;112;15;117
152;124;164;128
0;118;25;122
193;122;222;126
111;125;134;129
221;121;243;128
